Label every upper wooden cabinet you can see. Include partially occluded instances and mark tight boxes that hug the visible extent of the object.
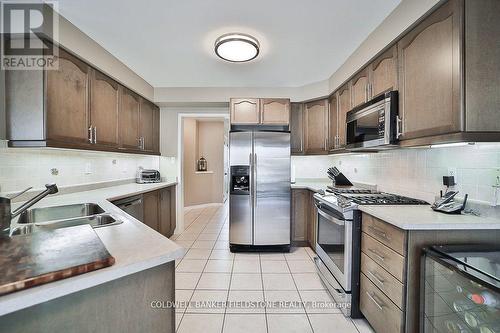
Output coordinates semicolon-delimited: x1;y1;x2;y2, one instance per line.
45;49;90;146
303;99;329;154
350;67;370;109
370;45;398;98
398;0;462;141
139;99;156;152
5;44;161;155
328;94;339;151
465;0;500;133
290;103;304;155
260;98;290;125
337;84;351;148
153;106;160;154
230;98;260;124
230;98;290;125
119;88;141;151
90;69;119;149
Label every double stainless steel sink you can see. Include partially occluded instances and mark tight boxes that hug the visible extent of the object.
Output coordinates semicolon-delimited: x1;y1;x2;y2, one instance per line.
10;203;122;236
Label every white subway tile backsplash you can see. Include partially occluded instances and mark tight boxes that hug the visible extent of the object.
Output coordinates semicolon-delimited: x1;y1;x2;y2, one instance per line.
0;145;163;194
292;143;500;204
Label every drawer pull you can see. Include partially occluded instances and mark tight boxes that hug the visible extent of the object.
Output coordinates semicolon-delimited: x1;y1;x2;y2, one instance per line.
368;225;390;240
368;248;385;261
367;271;385;287
366;291;385;310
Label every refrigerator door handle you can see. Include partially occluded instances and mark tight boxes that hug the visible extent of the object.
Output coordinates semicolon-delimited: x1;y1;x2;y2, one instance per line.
253;152;257;244
249;152;254;207
254;153;258;207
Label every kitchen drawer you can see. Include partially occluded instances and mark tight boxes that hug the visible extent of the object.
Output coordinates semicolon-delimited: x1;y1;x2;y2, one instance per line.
362;232;405;282
360;273;404;333
361;252;405;309
362;213;406;255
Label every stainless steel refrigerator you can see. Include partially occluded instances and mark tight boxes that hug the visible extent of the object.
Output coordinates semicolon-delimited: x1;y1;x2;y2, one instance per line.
229;130;291;251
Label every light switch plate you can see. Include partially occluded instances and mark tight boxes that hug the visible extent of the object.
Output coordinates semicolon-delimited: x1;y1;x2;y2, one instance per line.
447;167;458;183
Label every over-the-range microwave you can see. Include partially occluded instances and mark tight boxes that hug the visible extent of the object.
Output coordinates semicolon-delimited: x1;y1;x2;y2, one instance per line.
345;90;400;151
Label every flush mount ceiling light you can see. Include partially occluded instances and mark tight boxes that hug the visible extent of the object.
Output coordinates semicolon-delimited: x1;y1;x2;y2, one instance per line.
214;33;260;62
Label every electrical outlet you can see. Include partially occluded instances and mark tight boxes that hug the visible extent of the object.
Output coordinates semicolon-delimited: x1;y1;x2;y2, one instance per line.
448;167;457;182
84;162;92;175
495;168;500;185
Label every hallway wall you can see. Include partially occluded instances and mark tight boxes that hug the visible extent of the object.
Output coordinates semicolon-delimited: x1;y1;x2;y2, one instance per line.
183;119;225;206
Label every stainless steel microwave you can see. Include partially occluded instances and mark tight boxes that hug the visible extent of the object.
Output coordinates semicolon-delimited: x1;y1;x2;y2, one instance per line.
346;91;400;151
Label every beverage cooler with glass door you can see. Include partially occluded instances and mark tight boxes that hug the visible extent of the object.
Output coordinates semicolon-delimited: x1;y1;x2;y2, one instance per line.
422;245;500;333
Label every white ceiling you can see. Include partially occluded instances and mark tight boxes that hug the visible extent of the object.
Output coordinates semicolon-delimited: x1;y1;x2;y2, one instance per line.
57;0;401;88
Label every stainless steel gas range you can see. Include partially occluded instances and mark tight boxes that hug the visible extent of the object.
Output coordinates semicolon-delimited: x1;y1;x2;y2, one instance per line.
313;187;428;318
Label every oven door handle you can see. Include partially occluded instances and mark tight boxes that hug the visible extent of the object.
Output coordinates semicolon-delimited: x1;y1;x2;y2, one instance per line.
317;208;345;226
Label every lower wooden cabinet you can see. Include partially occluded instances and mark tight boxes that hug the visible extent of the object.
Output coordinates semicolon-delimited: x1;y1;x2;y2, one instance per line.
159;186;177;237
361;253;404;308
360;273;404;333
308;192;317;251
118;186;176;237
143;191;160;231
291;189;317;249
360;212;500;333
291;189;310;243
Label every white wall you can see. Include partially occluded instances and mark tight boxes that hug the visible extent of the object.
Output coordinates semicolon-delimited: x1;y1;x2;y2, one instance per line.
183;119;225;206
0;143;160;194
56;14;154;100
154;80;330;104
292;144;500;204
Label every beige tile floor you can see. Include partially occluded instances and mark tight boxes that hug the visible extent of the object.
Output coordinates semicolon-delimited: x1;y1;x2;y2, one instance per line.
172;203;374;333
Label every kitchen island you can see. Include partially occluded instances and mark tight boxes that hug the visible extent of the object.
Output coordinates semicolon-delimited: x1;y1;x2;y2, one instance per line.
0;181;183;333
358;206;500;333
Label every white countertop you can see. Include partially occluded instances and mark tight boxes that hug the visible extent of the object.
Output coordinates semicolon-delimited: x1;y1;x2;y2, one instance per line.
0;180;183;316
291;179;331;192
360;205;500;230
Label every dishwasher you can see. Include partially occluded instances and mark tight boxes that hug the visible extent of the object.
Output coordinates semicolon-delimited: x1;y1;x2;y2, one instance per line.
113;195;144;222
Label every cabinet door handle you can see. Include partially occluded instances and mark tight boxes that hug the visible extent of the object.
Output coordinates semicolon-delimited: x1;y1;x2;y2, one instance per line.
93;126;97;144
367;270;385;287
365;291;385;310
137;138;142;149
368;225;390;241
88;126;93;143
368;248;385;261
396;116;403;139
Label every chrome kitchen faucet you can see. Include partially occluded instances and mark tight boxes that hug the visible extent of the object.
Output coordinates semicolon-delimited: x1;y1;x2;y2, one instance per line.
0;183;58;237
